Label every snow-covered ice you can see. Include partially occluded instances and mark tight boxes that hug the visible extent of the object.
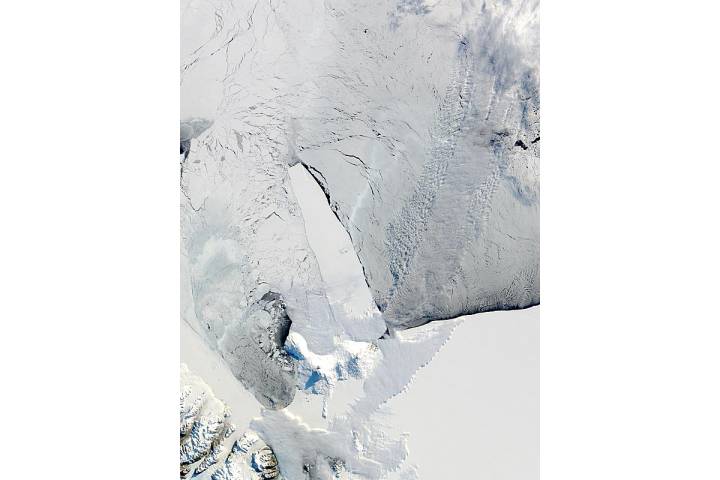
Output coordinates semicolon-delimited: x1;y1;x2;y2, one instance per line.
180;0;539;477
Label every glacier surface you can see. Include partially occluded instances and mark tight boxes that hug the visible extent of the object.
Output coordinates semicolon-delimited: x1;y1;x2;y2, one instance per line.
181;0;538;477
181;0;539;332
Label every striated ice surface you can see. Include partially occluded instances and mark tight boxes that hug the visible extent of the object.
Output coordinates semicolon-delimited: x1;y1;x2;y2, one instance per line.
181;0;538;477
181;0;538;333
290;0;540;329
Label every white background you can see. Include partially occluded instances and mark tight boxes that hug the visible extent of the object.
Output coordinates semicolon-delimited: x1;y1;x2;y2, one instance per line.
1;1;719;479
